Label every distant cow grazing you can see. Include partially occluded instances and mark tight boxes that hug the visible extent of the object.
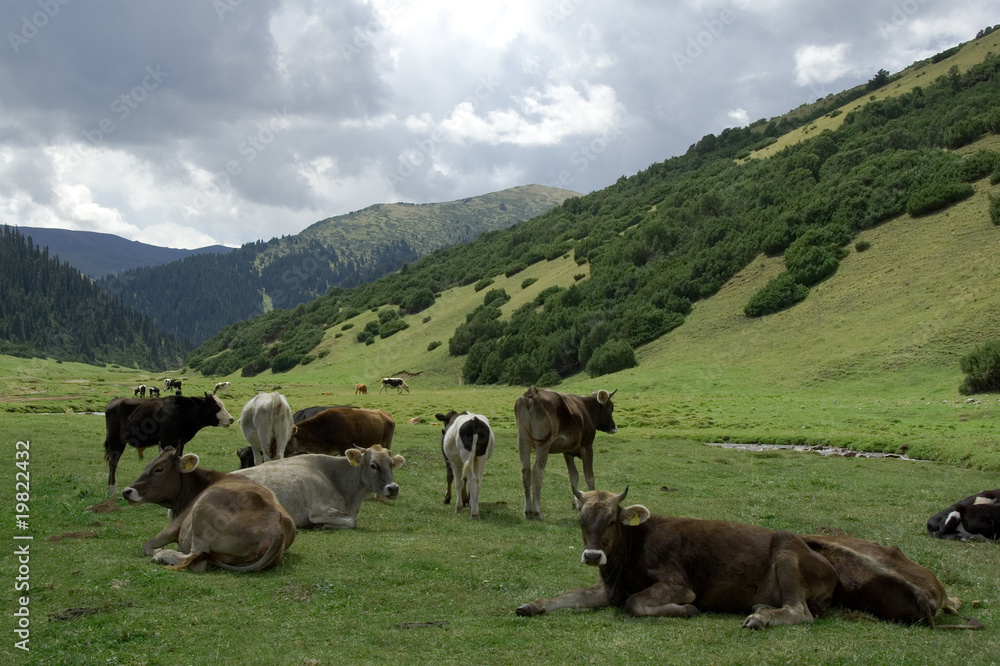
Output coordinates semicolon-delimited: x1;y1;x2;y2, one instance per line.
514;386;617;519
379;377;409;394
355;383;367;395
134;385;146;398
122;448;295;572
164;378;182;391
435;411;495;519
235;446;405;529
927;489;1000;541
149;386;160;398
103;393;234;497
285;407;395;457
239;392;293;467
213;381;231;394
516;488;964;628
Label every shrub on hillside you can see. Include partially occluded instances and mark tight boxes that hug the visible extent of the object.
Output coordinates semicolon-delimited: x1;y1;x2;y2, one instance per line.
585;339;637;378
473;277;494;292
906;182;975;217
482;288;510;308
520;277;537;289
990;192;1000;226
959;339;1000;394
744;272;810;318
785;240;840;287
379;318;409;339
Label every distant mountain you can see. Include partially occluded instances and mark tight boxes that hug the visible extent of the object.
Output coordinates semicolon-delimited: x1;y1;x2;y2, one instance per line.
17;226;234;279
98;184;578;344
0;226;189;369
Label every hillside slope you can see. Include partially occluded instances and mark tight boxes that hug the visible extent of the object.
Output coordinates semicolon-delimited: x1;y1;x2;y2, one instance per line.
99;184;576;344
187;32;1000;384
16;226;234;279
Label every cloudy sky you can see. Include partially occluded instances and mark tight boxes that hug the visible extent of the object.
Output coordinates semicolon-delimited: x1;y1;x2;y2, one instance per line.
0;1;993;248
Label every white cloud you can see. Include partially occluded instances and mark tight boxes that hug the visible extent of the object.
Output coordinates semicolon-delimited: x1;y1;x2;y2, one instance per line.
793;43;854;86
727;108;750;126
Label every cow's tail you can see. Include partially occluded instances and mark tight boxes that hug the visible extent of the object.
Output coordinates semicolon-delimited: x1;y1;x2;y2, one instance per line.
210;535;287;573
166;551;211;571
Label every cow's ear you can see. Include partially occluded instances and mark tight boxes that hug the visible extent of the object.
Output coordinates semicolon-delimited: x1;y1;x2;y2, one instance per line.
291;425;298;436
392;454;405;469
435;413;448;423
179;454;200;473
596;389;610;404
346;448;364;466
619;504;650;526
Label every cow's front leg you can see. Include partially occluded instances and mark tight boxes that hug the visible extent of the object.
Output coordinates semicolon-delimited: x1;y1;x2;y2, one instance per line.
310;506;358;529
564;453;581;497
579;443;595;491
141;520;182;556
744;531;836;629
623;581;699;617
516;582;608;616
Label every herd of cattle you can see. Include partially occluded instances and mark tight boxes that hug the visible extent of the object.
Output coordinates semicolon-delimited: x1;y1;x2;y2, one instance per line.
100;381;996;629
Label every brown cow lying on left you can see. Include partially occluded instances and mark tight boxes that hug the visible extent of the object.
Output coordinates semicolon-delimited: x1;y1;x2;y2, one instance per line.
517;488;964;629
123;447;295;573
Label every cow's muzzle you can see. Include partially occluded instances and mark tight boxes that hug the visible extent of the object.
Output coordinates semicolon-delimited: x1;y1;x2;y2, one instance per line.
384;483;400;499
122;486;142;504
581;549;607;566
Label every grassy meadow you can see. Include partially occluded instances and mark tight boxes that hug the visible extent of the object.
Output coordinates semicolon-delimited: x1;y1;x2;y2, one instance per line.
3;175;1000;666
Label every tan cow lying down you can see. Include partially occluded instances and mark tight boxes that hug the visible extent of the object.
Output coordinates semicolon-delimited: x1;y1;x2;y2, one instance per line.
235;446;405;529
517;488;965;629
123;447;295;572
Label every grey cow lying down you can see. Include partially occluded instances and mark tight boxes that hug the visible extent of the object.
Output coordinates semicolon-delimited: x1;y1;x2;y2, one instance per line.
517;488;972;629
234;446;404;529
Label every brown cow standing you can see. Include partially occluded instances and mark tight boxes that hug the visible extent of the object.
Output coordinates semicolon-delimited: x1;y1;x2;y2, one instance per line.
122;448;295;573
355;383;368;395
285;407;395;456
514;386;616;519
517;488;965;629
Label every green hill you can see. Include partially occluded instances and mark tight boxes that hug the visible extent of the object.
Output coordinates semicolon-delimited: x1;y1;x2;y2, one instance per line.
98;185;577;344
187;31;1000;387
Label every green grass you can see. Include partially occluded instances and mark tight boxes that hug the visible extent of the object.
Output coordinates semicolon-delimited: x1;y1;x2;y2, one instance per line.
1;407;998;665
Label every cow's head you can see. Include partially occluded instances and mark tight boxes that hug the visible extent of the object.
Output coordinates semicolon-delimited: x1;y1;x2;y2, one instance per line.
347;444;405;499
573;486;649;566
122;447;200;506
205;392;235;427
591;389;618;434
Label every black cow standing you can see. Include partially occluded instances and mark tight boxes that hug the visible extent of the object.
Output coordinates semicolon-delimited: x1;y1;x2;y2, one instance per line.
103;393;234;497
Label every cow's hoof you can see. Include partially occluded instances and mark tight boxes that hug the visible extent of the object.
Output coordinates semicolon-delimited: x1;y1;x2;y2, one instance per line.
516;604;542;617
742;615;766;630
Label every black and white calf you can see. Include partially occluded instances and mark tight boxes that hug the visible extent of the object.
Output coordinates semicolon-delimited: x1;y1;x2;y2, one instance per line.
379;377;410;394
134;385;147;398
164;378;182;391
149;386;160;398
927;489;1000;541
435;410;495;519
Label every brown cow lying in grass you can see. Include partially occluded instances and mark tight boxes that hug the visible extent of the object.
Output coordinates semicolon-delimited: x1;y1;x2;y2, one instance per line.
123;447;295;572
517;488;970;629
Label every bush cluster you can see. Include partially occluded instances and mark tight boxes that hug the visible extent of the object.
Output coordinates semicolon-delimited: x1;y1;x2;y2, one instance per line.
960;339;1000;394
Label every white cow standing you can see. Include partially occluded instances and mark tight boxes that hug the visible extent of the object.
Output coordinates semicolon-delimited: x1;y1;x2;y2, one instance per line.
239;392;293;466
435;410;495;519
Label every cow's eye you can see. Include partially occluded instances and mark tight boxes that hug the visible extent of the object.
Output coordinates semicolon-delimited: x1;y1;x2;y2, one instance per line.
369;463;378;470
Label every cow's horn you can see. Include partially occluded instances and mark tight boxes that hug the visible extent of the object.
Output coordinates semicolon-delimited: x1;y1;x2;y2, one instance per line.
616;486;629;503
